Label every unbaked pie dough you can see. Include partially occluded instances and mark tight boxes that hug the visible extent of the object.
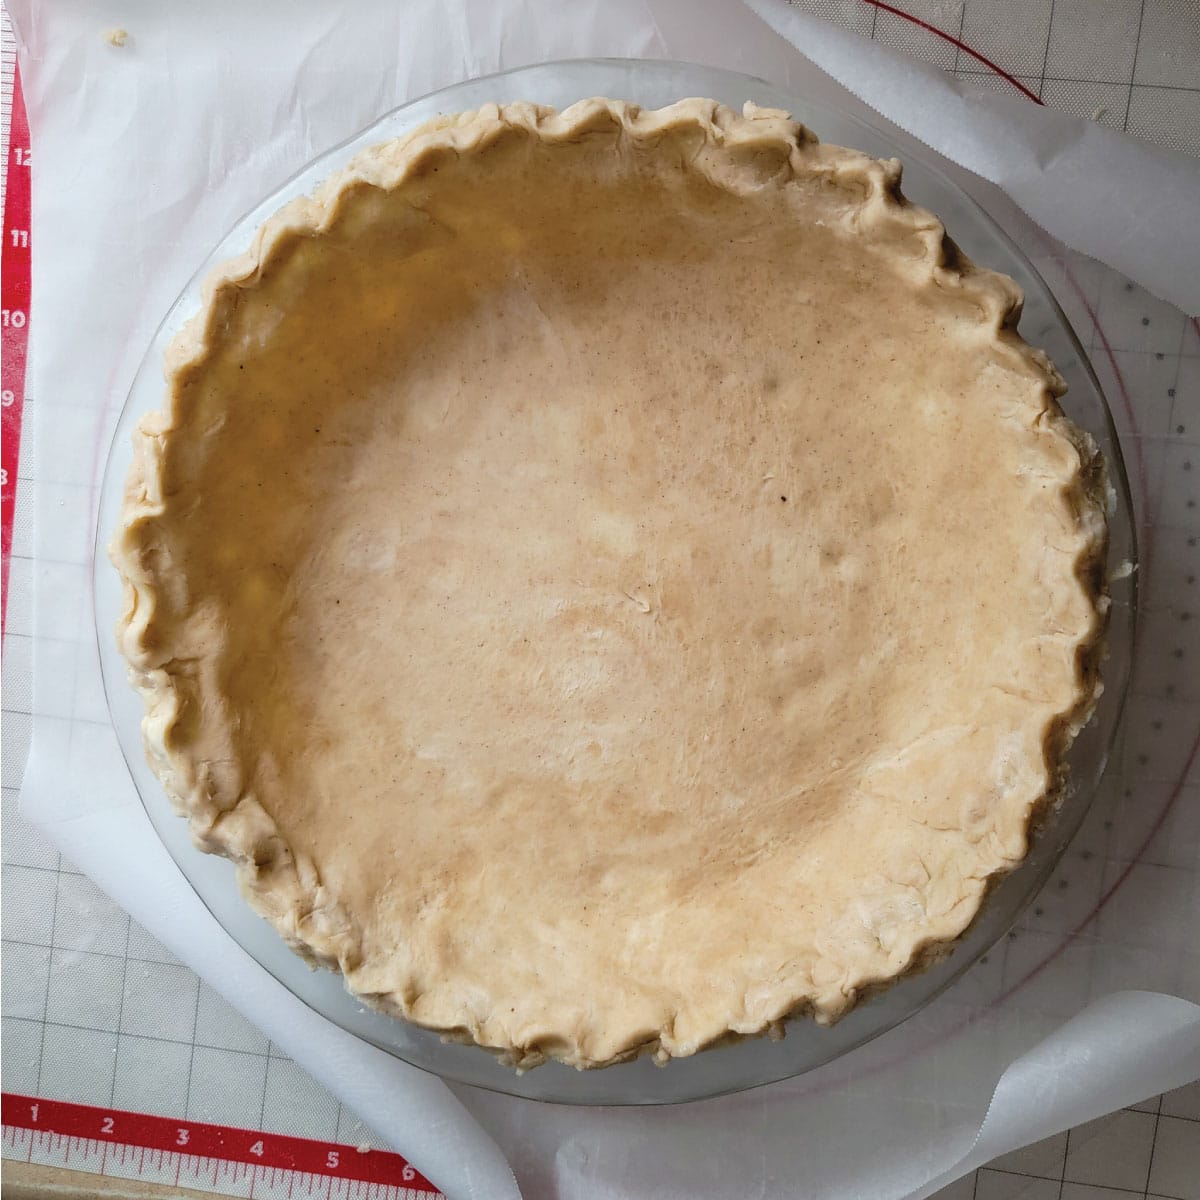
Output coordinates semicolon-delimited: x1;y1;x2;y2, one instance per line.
112;99;1107;1070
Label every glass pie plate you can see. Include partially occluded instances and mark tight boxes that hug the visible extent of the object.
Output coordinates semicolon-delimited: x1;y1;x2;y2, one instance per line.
94;58;1137;1106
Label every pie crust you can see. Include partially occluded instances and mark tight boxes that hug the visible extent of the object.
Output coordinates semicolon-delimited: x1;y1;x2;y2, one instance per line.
112;99;1107;1070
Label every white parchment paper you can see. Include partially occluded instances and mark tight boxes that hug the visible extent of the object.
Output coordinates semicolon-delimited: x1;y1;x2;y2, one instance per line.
9;2;1200;1198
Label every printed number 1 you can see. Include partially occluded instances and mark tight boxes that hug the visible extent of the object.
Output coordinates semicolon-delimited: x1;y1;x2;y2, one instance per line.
29;1105;38;1124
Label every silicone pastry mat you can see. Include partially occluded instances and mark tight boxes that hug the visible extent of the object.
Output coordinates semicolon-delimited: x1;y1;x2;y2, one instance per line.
2;3;1198;1198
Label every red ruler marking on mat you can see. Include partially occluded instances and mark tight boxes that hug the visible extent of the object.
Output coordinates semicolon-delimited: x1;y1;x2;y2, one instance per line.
2;1094;441;1194
1;61;30;632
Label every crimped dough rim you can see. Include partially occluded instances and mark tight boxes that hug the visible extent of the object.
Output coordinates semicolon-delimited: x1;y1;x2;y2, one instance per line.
111;98;1107;1070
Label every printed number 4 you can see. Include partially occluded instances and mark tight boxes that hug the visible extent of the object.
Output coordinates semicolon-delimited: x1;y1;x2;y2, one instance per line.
249;1140;264;1158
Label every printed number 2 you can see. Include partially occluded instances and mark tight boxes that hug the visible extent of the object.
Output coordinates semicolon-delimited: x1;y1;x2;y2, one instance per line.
177;1129;190;1146
101;1117;114;1135
326;1150;339;1169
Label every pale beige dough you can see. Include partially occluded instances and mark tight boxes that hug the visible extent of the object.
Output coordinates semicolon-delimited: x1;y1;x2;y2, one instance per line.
113;99;1106;1070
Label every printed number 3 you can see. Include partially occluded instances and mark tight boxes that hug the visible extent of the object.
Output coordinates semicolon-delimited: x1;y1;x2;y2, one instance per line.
177;1129;190;1146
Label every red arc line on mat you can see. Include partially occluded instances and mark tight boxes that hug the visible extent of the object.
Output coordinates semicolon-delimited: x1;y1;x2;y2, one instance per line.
861;0;1046;104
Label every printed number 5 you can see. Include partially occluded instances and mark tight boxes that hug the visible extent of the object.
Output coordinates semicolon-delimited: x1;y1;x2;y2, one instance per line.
326;1150;339;1169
